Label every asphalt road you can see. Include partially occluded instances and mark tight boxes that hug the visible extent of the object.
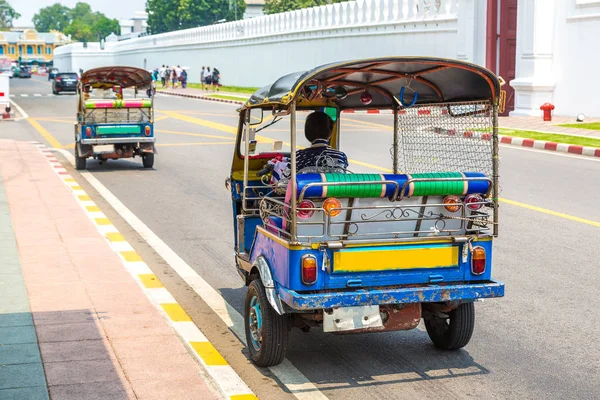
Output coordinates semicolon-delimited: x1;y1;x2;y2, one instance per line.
4;75;600;399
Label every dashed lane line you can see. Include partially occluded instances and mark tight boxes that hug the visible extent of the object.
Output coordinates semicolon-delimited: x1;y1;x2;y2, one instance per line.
36;143;258;400
55;148;329;400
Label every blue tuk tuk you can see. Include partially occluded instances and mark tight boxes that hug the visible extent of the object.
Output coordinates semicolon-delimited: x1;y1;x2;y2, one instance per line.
75;66;156;170
228;57;505;367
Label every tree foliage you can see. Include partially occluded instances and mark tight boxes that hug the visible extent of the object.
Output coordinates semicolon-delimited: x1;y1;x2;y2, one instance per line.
0;0;20;30
32;2;119;42
263;0;343;15
146;0;246;35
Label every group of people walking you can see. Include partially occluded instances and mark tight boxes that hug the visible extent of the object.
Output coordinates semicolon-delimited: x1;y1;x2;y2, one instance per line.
200;66;221;91
153;65;189;89
151;65;221;91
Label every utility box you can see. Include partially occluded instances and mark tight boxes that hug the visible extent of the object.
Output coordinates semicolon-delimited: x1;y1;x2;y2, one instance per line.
0;75;14;120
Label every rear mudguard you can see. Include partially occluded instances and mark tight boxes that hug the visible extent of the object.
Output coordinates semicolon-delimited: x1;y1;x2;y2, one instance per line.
253;256;286;315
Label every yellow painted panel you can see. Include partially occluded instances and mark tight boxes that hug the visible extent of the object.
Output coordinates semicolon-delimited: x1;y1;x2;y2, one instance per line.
138;274;164;289
160;303;192;322
94;218;112;226
121;251;143;262
86;205;100;212
106;232;125;242
190;342;229;366
71;186;82;191
78;195;91;201
64;178;76;182
334;246;458;273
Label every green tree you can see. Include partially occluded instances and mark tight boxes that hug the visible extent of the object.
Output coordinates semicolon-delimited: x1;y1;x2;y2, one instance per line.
33;3;71;32
146;0;246;34
92;14;120;40
263;0;343;15
0;0;20;30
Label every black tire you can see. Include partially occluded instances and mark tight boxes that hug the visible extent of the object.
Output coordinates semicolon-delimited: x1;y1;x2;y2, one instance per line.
424;302;475;350
244;278;289;367
74;146;86;170
142;153;154;169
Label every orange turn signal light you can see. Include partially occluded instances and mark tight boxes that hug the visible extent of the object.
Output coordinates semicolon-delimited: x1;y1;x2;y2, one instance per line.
471;246;486;275
443;195;461;213
322;197;342;217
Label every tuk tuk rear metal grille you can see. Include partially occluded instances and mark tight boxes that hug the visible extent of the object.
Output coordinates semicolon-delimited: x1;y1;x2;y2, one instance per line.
396;101;494;177
83;108;152;124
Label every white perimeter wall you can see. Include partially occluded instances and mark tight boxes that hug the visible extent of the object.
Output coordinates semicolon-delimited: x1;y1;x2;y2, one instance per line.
55;0;487;89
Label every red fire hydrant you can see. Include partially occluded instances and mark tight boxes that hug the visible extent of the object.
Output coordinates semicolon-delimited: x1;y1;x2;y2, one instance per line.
540;103;555;121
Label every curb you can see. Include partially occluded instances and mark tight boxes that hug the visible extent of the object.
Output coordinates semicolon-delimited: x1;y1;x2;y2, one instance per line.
433;127;600;157
156;90;246;105
33;142;257;400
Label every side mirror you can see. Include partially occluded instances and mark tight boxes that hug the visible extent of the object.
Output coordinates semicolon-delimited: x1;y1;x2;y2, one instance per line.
247;108;263;126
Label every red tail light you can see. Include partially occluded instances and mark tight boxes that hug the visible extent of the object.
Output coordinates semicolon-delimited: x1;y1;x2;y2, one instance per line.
471;246;486;275
301;255;317;285
144;126;151;136
297;200;315;219
85;127;92;138
55;77;61;82
465;194;484;211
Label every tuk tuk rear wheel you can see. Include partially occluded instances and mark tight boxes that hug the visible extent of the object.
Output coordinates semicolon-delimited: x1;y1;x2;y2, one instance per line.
75;146;86;170
424;302;475;350
244;278;289;367
142;153;154;168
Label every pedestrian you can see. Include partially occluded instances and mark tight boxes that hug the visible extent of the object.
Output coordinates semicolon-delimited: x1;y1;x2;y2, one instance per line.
170;68;177;89
164;66;171;88
181;69;188;89
211;67;220;92
201;66;206;90
204;66;212;91
159;64;166;87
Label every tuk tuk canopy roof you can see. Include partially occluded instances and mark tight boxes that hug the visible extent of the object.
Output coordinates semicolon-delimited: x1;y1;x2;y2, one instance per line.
80;66;153;90
244;57;501;110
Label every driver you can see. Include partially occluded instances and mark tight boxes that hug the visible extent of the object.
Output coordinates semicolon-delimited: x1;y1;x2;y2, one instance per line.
296;111;348;172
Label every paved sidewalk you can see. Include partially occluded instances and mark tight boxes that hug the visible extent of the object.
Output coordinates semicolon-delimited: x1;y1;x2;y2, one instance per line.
0;140;222;400
499;115;600;138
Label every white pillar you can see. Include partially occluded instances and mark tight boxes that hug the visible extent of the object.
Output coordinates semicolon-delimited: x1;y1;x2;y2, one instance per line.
509;0;556;116
456;0;477;62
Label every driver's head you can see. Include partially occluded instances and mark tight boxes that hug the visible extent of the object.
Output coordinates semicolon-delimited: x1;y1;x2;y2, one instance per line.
305;111;334;143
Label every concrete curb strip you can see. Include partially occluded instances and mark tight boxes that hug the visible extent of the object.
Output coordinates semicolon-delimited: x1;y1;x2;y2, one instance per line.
157;90;245;105
32;142;257;400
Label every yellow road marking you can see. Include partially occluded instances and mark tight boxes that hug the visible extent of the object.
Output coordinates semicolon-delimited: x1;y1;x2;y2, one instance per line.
64;178;75;182
138;273;165;288
31;117;74;124
26;118;63;149
94;217;112;225
106;232;125;242
499;198;600;227
344;116;393;130
157;129;234;140
161;303;192;322
121;251;143;262
230;395;259;400
86;205;100;212
156;142;235;147
160;111;237;134
71;185;82;191
62;143;74;149
154;115;170;122
190;342;229;366
78;195;91;201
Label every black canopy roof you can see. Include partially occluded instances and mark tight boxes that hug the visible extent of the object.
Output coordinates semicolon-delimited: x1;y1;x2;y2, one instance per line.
244;57;501;110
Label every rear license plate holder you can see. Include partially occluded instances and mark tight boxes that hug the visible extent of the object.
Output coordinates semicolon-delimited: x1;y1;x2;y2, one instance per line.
93;145;114;153
323;305;382;332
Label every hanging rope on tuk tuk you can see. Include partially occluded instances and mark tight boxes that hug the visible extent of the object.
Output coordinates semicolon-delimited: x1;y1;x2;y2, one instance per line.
399;76;418;108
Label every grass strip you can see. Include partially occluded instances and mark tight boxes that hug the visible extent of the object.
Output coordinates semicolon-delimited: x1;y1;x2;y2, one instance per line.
557;122;600;131
206;94;248;102
185;83;258;94
499;128;600;147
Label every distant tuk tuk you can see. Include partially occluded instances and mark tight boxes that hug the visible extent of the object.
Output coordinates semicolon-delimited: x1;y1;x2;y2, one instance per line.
228;57;505;367
75;66;156;170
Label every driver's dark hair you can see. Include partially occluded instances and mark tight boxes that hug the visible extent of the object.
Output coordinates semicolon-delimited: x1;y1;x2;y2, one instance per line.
305;111;334;143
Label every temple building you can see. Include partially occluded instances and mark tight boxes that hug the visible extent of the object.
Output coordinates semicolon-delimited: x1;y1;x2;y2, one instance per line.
0;29;71;66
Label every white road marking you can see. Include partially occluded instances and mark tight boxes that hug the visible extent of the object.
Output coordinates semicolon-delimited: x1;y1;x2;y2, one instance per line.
20;94;29;97
9;99;29;121
56;148;328;400
34;94;42;97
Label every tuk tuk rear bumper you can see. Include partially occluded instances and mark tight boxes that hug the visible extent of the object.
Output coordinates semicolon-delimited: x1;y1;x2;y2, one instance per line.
81;137;156;145
277;280;504;311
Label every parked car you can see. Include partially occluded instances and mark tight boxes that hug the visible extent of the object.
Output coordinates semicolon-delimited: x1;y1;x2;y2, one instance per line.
0;68;12;79
48;68;59;81
52;72;79;94
17;66;32;78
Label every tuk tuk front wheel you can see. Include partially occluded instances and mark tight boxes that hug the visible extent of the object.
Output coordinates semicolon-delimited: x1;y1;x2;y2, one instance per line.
74;146;86;170
244;278;289;367
424;302;475;350
142;153;154;168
